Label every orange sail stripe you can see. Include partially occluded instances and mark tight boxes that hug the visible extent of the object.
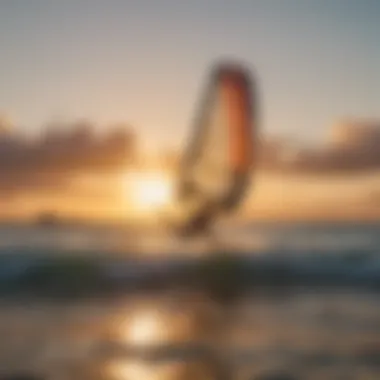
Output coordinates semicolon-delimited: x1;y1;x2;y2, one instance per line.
222;74;252;173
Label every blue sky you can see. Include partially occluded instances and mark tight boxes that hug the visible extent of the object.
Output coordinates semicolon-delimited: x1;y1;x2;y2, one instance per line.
0;0;379;148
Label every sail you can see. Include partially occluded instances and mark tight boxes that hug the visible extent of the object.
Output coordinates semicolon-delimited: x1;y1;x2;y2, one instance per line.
178;61;256;214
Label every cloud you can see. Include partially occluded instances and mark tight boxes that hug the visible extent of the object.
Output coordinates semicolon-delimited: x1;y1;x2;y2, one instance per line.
1;118;380;199
258;120;380;174
0;120;137;196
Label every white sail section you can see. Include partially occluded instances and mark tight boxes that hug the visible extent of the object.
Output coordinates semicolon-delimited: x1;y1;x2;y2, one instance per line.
187;84;231;201
180;62;255;205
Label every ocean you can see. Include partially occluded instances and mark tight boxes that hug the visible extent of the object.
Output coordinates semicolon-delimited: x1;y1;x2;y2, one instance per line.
0;222;379;380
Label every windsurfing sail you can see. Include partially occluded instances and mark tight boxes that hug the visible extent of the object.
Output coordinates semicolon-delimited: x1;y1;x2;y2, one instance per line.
172;61;257;235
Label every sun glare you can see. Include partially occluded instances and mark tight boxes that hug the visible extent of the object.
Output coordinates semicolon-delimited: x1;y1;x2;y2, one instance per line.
124;171;173;213
127;310;167;346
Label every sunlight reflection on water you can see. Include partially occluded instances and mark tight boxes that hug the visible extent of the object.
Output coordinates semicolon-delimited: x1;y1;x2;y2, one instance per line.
104;294;228;380
0;291;379;379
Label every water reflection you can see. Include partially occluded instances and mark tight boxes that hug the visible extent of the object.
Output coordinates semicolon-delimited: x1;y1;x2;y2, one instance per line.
110;360;177;380
0;291;379;379
124;308;168;347
106;294;229;380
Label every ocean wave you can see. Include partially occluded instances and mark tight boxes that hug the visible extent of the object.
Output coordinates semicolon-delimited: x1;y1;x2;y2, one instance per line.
0;247;379;297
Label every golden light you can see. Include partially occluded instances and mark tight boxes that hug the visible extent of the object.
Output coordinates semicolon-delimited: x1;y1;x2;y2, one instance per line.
124;171;173;213
110;360;179;380
126;309;167;346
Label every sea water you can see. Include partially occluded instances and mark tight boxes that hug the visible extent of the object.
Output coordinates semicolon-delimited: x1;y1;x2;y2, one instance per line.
0;222;379;380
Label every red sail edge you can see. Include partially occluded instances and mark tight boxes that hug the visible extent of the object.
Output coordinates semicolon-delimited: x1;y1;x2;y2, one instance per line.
218;66;254;175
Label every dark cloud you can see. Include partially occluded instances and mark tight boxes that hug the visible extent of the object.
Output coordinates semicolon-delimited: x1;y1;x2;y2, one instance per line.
258;121;380;174
0;121;137;195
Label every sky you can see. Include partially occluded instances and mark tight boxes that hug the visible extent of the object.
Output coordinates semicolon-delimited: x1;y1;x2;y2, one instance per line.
0;0;380;223
1;0;380;149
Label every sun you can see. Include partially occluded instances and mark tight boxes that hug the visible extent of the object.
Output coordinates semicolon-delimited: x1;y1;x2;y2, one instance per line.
124;171;173;213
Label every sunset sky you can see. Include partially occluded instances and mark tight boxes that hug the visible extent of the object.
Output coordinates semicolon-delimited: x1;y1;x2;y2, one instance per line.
1;1;379;144
0;1;379;223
